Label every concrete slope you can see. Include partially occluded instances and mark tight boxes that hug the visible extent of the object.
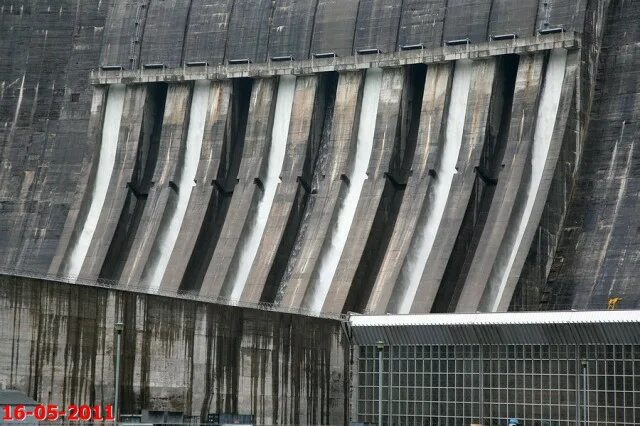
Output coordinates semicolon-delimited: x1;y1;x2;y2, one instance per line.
75;85;150;279
409;58;497;313
118;84;192;286
48;88;108;276
138;0;191;68
353;0;403;54
482;50;577;312
277;72;364;309
321;68;405;313
159;81;233;292
311;0;360;58
365;63;453;313
200;78;277;298
182;0;234;66
268;0;319;61
456;53;545;312
100;0;149;69
241;76;320;303
545;1;640;310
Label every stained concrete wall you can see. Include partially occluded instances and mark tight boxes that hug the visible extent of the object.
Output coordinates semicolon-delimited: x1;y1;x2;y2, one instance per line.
543;1;640;310
0;274;347;424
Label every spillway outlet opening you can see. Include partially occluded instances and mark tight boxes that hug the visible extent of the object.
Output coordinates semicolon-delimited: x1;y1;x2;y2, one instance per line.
168;181;178;193
446;38;471;46
428;169;437;179
340;173;351;186
185;61;208;67
491;33;518;41
313;52;337;59
101;65;123;71
357;48;382;55
401;43;425;51
228;58;252;64
538;26;564;35
271;55;294;62
143;63;165;70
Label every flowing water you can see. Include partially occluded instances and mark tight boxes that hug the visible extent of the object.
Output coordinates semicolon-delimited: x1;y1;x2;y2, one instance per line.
307;68;383;313
228;75;296;301
143;80;210;291
66;84;125;279
487;49;567;311
396;60;473;314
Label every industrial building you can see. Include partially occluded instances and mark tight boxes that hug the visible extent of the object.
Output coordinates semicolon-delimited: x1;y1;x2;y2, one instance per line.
1;0;639;424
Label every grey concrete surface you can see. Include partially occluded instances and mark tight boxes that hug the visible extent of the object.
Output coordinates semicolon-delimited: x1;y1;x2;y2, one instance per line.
276;72;364;309
241;76;320;303
456;54;546;313
321;68;405;314
200;78;277;298
77;85;151;280
409;58;497;313
0;274;347;425
160;81;233;292
118;84;192;286
365;63;452;313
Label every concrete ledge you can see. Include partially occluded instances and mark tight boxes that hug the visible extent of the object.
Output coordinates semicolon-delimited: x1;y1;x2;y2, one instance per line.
91;32;579;85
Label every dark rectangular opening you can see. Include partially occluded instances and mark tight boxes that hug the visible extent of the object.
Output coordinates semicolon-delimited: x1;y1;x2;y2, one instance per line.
446;38;471;46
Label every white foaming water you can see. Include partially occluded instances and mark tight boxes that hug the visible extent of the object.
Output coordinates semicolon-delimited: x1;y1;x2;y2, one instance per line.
228;75;296;301
488;49;567;311
308;68;383;313
396;60;473;314
144;80;211;291
66;84;126;279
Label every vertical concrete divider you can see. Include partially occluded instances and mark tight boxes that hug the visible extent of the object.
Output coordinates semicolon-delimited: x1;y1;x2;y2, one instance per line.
119;84;192;286
159;81;233;292
321;68;405;314
49;87;108;276
241;75;320;303
491;49;578;311
76;85;151;280
199;78;277;298
365;63;453;314
409;58;497;313
277;71;364;309
456;53;546;313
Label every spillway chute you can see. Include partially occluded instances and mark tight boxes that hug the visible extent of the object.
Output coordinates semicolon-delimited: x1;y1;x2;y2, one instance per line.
393;60;473;314
305;68;383;313
66;84;126;280
485;49;567;312
142;80;210;291
227;75;297;302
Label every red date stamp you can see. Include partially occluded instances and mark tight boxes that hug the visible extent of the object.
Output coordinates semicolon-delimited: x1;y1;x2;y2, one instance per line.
2;404;114;422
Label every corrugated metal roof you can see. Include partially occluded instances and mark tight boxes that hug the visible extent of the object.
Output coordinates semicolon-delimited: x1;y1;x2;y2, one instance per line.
349;311;640;345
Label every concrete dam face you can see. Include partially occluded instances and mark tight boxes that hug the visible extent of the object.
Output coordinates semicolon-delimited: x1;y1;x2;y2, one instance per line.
1;0;638;314
1;0;640;422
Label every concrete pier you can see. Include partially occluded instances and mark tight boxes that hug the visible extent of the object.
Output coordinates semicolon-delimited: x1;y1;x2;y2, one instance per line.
77;85;152;280
241;76;321;303
277;72;364;309
118;84;192;286
200;79;277;298
366;63;452;313
456;54;545;312
160;81;233;292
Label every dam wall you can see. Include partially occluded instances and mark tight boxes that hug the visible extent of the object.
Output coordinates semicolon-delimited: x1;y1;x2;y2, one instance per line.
3;0;640;318
0;274;347;424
